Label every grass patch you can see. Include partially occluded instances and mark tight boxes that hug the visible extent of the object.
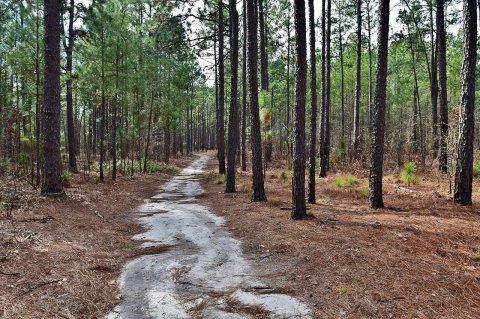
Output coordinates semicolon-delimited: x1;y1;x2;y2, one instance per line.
357;186;369;198
215;174;226;185
400;161;419;186
334;177;344;188
146;160;178;174
345;175;357;186
473;160;480;177
338;287;348;295
334;175;358;188
61;169;72;187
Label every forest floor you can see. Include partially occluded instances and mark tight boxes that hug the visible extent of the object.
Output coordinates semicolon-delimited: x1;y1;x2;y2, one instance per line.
198;156;480;319
2;152;479;319
0;155;193;319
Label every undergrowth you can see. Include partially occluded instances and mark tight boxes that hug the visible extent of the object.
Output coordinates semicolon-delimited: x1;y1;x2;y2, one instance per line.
334;175;358;187
400;161;419;186
473;160;480;177
145;160;178;174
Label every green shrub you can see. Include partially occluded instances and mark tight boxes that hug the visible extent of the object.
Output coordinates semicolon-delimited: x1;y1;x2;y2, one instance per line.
61;169;72;187
473;160;480;177
334;175;358;188
334;177;344;188
400;161;419;186
146;160;178;174
471;254;480;261
338;287;348;295
345;175;357;186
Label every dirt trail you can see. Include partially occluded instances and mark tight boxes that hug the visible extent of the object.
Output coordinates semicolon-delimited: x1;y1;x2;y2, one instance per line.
107;154;311;319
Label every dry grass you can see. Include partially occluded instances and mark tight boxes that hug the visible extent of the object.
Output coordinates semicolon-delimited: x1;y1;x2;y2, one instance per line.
223;295;270;318
198;156;480;319
0;155;194;319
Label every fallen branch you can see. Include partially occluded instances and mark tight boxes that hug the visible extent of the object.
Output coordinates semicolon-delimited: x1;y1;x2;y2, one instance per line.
17;216;55;223
19;279;64;296
0;270;20;276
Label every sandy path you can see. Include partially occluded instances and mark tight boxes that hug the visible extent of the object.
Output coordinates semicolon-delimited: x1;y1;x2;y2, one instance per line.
107;155;311;319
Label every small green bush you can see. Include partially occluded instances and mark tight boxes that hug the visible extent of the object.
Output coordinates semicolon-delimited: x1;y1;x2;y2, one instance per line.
473;160;480;177
61;169;72;187
334;175;358;188
471;254;480;261
334;177;344;188
345;175;357;186
357;186;369;198
400;161;419;186
338;287;348;295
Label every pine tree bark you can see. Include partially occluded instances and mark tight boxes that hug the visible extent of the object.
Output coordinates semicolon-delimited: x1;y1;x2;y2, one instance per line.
217;1;226;175
143;91;154;174
338;2;345;144
99;25;106;183
307;0;317;204
353;0;361;159
369;0;390;208
259;0;271;162
64;0;77;173
241;0;247;171
319;0;326;177
292;0;307;219
226;0;240;193
41;0;63;195
286;11;292;157
35;0;41;186
437;0;448;172
429;0;439;157
366;0;373;124
320;0;331;176
247;0;267;201
454;0;477;205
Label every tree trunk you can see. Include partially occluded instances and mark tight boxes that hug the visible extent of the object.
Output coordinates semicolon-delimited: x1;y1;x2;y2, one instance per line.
320;0;332;177
286;12;292;158
366;0;373;124
241;0;248;171
307;0;317;205
292;0;307;219
429;0;439;158
319;0;326;177
454;0;476;205
259;0;271;162
41;0;63;195
226;0;240;193
369;0;390;208
143;91;154;174
65;0;77;172
217;1;226;175
437;0;448;172
353;0;361;159
99;25;106;183
35;0;41;186
247;0;267;201
338;2;345;145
